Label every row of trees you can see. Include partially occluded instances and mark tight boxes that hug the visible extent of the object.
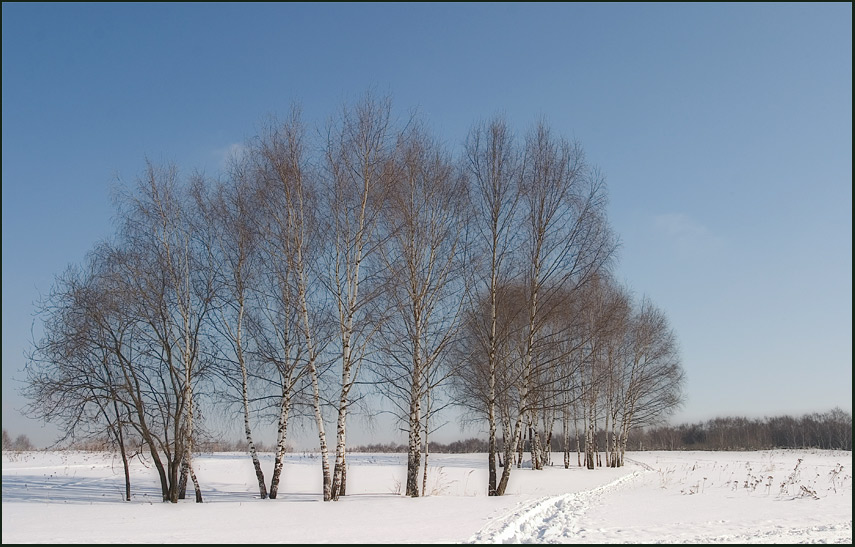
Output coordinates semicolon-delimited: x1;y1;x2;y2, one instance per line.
24;94;685;503
453;274;685;492
348;409;852;455
1;430;35;451
356;409;852;453
8;406;847;456
635;408;852;451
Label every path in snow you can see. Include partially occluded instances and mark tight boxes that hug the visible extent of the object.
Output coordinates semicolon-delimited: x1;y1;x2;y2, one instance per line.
467;470;644;543
468;455;853;544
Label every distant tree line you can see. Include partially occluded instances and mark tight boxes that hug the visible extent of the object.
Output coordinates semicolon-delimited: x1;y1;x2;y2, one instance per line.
7;406;849;457
631;408;852;451
352;438;492;454
23;93;685;503
66;436;282;454
349;408;851;454
1;430;34;451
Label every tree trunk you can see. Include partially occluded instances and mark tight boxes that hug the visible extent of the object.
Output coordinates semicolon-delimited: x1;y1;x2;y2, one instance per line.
294;225;332;501
109;399;131;501
406;399;421;497
487;279;499;494
585;416;595;470
496;422;517;496
563;407;571;469
189;461;203;503
603;409;611;469
179;387;202;502
405;332;422;498
339;451;347;496
268;391;291;499
487;386;498;495
542;404;555;468
610;417;619;467
178;458;188;499
421;389;430;496
168;455;180;502
530;419;543;471
309;361;332;501
240;332;267;499
119;439;131;502
330;394;348;500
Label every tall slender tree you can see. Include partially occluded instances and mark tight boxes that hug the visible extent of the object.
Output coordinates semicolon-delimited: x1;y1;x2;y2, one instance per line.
253;110;329;498
374;125;470;497
322;94;396;500
463;116;521;495
196;162;269;499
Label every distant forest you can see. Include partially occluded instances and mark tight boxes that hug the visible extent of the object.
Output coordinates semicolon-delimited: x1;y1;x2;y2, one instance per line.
349;408;852;454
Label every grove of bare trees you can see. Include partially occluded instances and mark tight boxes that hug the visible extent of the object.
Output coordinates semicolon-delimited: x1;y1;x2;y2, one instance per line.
635;409;853;451
24;94;687;503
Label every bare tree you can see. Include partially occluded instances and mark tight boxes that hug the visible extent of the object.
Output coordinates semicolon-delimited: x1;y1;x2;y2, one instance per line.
576;275;611;469
245;259;305;499
320;95;398;500
25;203;220;505
22;102;691;508
24;256;135;499
497;121;615;491
254;108;333;499
452;282;529;487
373;125;469;497
615;297;684;464
455;118;615;493
462;116;521;495
594;280;632;468
117;161;215;502
195;161;269;499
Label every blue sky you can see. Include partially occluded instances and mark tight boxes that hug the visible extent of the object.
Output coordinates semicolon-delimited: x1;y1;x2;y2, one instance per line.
2;3;851;448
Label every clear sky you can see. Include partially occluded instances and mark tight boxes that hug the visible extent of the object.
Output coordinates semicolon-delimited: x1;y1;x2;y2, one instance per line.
3;3;851;449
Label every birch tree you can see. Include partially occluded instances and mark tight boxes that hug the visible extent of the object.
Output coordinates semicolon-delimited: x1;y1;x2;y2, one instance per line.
615;297;684;465
463;116;521;495
108;241;190;502
374;125;469;497
246;255;305;499
322;95;396;500
196;163;268;498
29;163;217;504
498;121;615;492
254;110;331;499
24;255;136;500
120;162;214;502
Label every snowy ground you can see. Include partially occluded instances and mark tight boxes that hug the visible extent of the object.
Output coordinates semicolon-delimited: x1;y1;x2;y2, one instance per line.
2;449;851;543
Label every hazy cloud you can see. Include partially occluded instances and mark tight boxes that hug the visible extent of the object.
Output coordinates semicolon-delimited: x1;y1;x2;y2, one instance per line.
212;142;247;169
653;213;724;254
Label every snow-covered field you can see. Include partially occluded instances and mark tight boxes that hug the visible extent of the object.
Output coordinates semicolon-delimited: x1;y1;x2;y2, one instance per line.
2;449;851;543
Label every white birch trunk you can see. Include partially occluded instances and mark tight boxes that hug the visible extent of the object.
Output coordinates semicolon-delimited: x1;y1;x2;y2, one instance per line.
421;387;430;496
268;390;291;499
236;301;267;498
405;318;423;497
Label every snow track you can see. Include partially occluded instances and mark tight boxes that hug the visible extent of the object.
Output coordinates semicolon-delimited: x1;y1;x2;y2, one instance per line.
468;454;852;544
468;471;644;543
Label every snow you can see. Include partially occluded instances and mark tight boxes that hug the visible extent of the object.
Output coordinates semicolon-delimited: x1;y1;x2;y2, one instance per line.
2;449;851;543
